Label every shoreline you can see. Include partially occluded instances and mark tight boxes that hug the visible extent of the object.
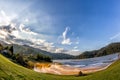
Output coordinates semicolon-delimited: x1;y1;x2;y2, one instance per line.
33;61;114;75
81;62;113;74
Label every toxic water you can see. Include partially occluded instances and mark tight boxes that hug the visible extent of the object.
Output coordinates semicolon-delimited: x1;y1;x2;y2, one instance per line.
53;53;118;68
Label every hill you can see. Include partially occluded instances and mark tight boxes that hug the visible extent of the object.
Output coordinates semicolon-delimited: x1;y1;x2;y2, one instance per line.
12;44;75;59
0;53;120;80
77;42;120;59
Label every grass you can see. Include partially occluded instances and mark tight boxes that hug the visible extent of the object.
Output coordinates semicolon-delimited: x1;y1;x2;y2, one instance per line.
0;54;120;80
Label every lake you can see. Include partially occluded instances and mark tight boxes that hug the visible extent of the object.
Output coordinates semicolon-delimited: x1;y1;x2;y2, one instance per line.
53;53;118;68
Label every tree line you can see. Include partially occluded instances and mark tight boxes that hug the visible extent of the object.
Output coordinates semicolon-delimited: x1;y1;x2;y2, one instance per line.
0;43;52;68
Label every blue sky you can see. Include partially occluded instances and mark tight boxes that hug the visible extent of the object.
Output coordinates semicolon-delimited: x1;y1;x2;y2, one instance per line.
0;0;120;53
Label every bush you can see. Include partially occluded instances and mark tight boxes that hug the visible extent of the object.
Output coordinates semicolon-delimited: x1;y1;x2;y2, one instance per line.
27;61;34;69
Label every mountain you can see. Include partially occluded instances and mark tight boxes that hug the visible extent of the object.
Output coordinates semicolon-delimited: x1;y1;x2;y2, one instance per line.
0;42;74;59
77;42;120;59
11;44;75;59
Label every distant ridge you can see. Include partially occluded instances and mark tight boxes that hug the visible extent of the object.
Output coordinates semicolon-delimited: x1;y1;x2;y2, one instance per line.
77;42;120;59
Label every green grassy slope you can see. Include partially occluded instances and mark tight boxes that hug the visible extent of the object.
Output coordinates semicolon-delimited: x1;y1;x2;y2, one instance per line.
0;54;120;80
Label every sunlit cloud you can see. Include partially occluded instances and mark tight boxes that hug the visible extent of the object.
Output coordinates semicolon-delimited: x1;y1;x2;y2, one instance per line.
61;27;72;45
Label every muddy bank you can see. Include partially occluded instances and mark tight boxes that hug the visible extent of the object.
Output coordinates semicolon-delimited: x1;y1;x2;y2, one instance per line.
34;62;112;75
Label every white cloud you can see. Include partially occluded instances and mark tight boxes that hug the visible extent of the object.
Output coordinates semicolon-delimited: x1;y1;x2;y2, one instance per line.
0;10;17;26
66;50;80;55
74;46;78;49
11;23;38;40
8;24;55;52
55;48;64;53
19;24;37;35
61;27;72;45
110;33;120;40
62;38;71;45
0;10;10;26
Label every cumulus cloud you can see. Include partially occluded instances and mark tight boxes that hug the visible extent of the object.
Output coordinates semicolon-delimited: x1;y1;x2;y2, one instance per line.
11;24;56;52
11;23;38;41
19;24;37;35
61;27;72;45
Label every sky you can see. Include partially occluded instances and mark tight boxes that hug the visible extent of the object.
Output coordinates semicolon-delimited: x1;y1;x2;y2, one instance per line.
0;0;120;55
